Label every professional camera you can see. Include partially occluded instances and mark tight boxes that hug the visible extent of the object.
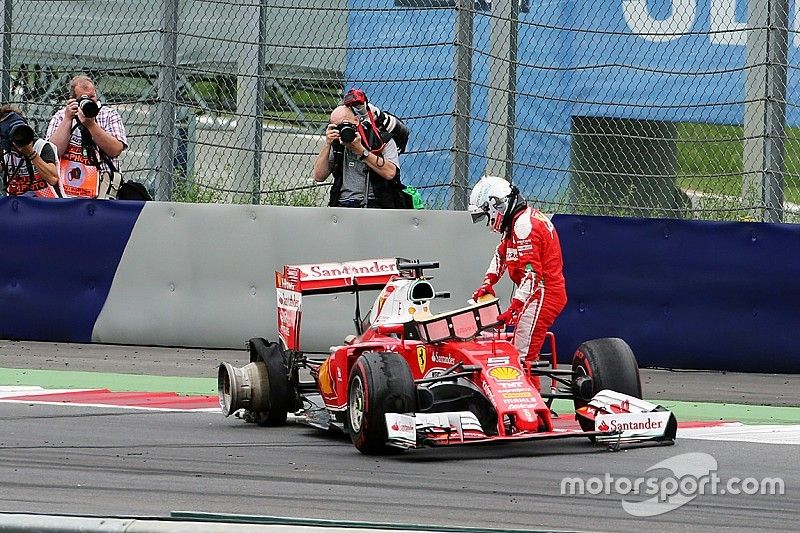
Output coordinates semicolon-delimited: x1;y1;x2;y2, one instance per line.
77;95;100;118
0;111;35;152
336;122;358;144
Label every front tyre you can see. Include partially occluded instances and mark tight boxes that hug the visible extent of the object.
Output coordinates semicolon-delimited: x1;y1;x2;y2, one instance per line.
347;352;416;455
572;337;642;435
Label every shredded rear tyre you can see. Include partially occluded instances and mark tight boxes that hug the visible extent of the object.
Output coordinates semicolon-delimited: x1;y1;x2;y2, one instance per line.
248;337;290;426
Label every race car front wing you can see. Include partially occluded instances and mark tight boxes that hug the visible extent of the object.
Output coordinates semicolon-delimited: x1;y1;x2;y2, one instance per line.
384;390;677;450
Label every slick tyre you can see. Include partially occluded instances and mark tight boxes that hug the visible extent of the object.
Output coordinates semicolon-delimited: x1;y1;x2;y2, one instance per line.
572;337;642;436
248;337;290;427
347;352;416;455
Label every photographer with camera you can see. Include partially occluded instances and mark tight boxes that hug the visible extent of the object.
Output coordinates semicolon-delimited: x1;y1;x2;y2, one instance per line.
312;89;411;209
0;105;60;198
46;74;128;199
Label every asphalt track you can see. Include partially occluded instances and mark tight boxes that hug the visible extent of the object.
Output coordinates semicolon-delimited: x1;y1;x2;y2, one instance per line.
0;340;798;532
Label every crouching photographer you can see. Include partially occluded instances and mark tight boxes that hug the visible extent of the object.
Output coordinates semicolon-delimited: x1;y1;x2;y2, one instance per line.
312;89;413;209
0;105;60;198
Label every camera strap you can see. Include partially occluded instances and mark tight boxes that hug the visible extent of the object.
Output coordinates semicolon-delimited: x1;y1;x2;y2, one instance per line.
1;149;41;192
362;152;370;208
23;156;35;190
72;120;118;195
0;149;9;191
354;107;385;155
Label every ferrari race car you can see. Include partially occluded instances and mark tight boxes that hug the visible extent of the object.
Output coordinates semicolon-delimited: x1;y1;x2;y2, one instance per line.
218;258;677;455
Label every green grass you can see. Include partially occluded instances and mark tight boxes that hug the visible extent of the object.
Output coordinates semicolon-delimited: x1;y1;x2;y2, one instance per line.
677;122;800;205
171;174;224;204
290;89;340;109
265;110;330;128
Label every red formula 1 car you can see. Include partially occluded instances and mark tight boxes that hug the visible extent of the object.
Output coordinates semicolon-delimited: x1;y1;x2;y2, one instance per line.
218;258;676;455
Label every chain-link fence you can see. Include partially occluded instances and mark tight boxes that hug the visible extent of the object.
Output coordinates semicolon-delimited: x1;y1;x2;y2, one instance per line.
2;0;799;222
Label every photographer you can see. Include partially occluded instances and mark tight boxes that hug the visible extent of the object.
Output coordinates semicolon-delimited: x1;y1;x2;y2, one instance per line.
312;90;410;209
0;105;60;198
46;74;128;199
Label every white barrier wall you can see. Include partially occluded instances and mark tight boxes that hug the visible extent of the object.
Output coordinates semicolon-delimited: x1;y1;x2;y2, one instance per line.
93;203;508;351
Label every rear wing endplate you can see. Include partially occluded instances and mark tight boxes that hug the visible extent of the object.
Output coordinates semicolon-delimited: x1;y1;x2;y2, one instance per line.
275;258;400;351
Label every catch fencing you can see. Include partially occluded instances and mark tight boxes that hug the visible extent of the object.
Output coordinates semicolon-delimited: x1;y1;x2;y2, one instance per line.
2;0;799;222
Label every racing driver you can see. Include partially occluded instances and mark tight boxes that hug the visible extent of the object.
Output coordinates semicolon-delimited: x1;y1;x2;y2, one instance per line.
468;175;568;391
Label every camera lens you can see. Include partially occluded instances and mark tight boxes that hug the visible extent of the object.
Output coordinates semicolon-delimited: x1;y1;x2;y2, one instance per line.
10;123;34;146
338;123;357;144
78;97;100;118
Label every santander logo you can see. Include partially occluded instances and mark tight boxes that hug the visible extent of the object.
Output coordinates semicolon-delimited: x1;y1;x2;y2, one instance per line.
598;420;610;432
389;420;414;432
609;418;663;431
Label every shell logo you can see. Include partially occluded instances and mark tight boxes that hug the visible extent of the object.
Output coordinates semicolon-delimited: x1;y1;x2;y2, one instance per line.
318;359;335;396
488;366;522;381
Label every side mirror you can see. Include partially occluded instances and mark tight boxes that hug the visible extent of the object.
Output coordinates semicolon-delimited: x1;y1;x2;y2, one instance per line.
375;323;405;336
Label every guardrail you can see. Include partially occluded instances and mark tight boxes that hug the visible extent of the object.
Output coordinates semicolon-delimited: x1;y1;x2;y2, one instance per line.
0;512;549;532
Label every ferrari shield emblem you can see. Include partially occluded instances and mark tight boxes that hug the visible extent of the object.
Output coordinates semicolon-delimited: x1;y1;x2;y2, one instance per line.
417;345;427;374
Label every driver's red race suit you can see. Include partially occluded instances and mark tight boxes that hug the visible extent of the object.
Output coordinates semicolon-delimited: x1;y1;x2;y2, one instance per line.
484;206;567;390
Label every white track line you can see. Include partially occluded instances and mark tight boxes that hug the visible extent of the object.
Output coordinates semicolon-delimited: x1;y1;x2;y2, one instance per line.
679;423;800;445
0;386;99;398
0;398;219;412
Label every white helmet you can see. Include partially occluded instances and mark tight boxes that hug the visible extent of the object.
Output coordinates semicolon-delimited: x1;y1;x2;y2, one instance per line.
468;175;513;233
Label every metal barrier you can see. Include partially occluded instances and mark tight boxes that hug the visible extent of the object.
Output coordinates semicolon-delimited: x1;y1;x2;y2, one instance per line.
1;0;799;222
0;512;469;532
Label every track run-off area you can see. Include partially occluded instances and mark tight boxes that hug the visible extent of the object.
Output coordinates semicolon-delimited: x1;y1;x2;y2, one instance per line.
0;341;797;532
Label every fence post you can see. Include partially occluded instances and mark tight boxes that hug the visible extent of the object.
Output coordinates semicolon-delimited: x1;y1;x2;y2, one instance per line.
452;0;473;210
2;0;12;103
236;0;264;205
156;0;178;201
485;0;517;183
744;0;787;223
253;0;266;205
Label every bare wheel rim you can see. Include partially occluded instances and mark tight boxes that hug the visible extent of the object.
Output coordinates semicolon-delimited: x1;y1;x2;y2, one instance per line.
349;374;365;432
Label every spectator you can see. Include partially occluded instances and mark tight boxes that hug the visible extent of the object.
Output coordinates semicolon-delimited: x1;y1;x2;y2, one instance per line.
312;90;411;208
46;74;128;199
468;175;568;391
0;105;60;198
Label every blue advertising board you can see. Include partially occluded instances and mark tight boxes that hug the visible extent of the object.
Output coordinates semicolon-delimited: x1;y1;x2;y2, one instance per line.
346;0;799;205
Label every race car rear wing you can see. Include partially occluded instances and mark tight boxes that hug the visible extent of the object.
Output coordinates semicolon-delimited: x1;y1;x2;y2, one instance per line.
275;258;401;351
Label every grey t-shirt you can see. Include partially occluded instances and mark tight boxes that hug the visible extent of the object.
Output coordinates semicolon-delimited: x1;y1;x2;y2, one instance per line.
332;138;400;205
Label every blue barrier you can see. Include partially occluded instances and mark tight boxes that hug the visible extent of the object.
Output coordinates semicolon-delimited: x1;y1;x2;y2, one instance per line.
0;197;143;342
551;214;800;373
0;199;797;373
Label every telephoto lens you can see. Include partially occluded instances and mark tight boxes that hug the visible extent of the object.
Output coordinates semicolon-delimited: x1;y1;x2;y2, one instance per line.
77;96;100;118
10;123;35;147
337;122;357;144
